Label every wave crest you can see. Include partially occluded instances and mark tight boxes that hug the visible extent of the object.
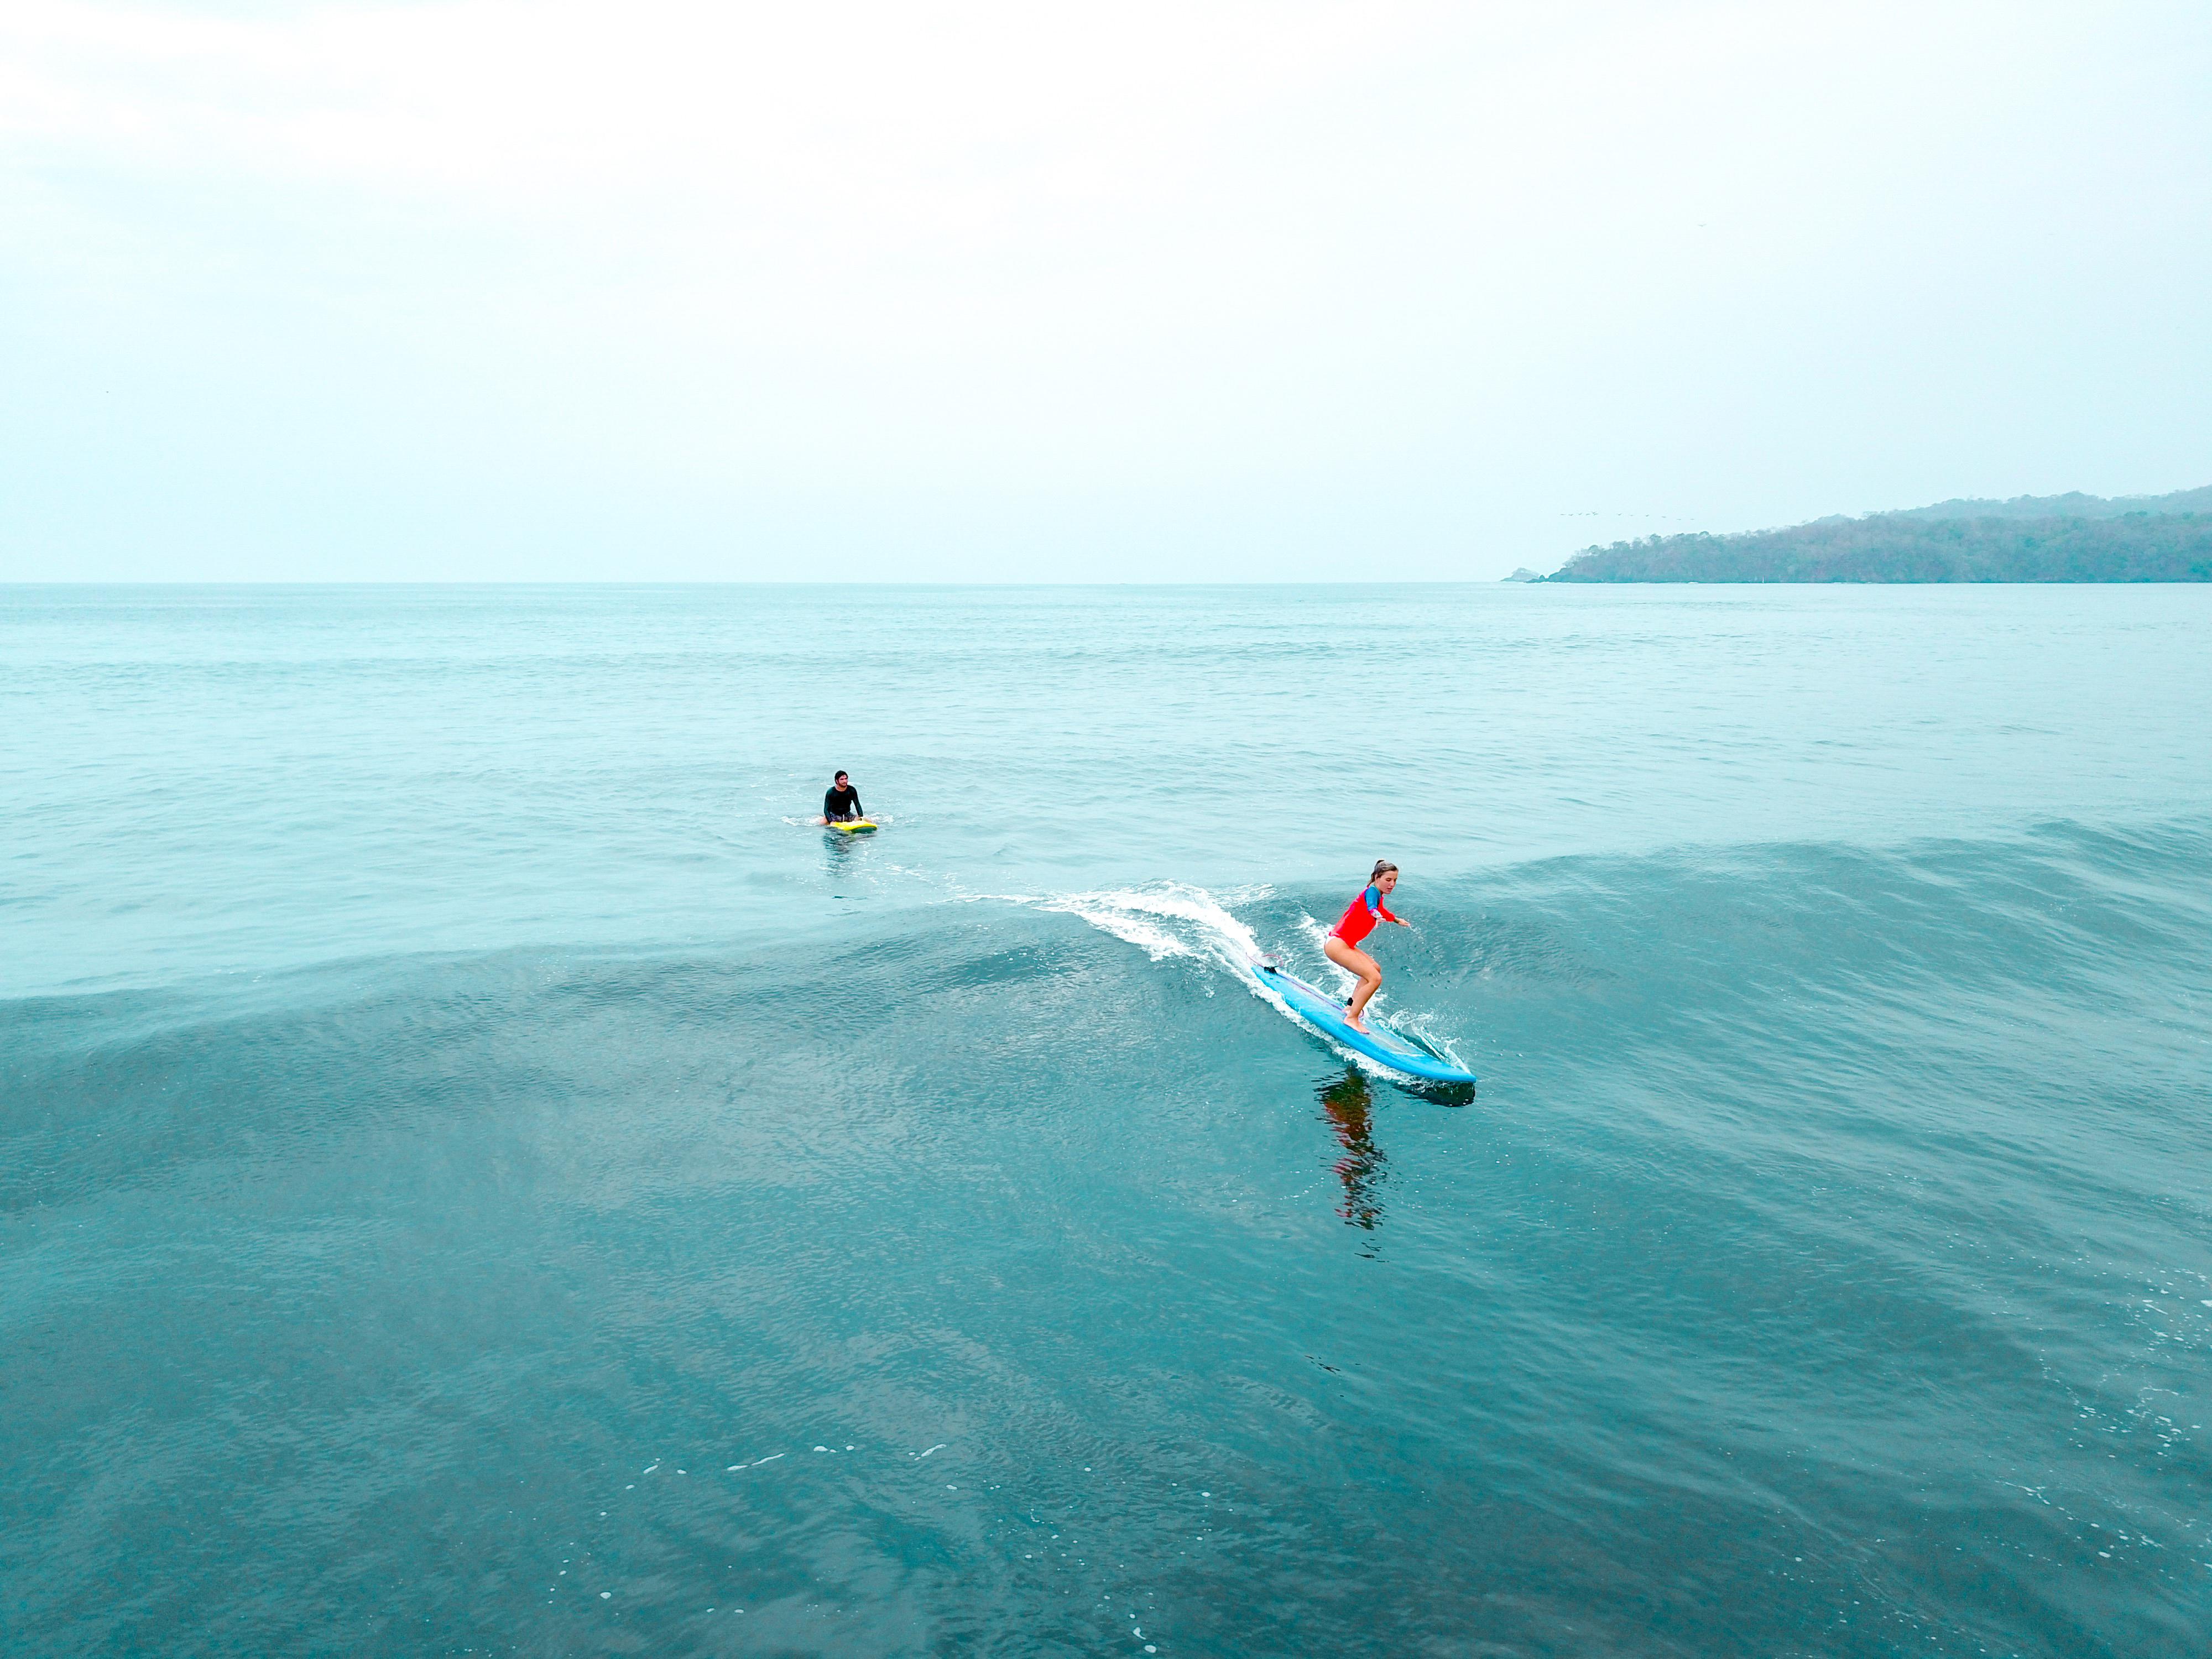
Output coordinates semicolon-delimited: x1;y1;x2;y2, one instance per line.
1022;881;1270;970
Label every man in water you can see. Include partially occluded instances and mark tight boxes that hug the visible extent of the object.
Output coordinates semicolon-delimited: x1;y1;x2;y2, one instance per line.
821;770;865;823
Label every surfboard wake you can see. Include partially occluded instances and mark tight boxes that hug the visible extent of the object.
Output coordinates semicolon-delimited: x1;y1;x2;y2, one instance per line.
1017;883;1476;1086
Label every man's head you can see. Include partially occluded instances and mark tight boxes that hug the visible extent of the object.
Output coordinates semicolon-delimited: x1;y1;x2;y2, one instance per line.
834;771;850;787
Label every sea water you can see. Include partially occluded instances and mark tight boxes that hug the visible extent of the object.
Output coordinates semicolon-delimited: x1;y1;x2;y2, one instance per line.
3;583;2208;1656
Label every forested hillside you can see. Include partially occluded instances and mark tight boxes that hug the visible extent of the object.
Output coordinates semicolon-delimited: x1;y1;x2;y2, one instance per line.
1549;492;2212;582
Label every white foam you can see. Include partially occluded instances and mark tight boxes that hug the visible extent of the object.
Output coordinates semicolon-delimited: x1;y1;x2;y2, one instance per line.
1388;1006;1473;1073
1025;881;1268;970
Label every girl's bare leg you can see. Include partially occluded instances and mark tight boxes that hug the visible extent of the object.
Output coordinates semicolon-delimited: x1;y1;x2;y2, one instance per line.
1323;937;1384;1029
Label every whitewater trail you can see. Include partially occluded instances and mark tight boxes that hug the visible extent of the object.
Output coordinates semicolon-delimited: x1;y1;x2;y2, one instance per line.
1000;882;1470;1082
1025;883;1272;973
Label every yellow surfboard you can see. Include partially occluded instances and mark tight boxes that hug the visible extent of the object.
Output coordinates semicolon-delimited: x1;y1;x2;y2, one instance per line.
827;818;878;834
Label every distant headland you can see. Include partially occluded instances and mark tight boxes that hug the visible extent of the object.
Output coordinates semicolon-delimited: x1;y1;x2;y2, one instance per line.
1545;486;2212;582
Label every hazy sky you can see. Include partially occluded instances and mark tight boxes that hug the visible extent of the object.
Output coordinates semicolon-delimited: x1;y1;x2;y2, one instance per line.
4;1;2209;581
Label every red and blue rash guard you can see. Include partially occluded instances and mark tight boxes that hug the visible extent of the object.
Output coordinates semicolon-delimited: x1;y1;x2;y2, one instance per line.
1331;885;1401;948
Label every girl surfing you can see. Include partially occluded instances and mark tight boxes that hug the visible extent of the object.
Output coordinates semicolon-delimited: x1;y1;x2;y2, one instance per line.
1323;860;1407;1031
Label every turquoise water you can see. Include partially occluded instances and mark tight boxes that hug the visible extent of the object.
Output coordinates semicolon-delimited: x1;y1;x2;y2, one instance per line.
4;584;2209;1656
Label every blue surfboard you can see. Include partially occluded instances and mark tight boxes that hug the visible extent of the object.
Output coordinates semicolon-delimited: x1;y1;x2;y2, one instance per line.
1243;956;1477;1085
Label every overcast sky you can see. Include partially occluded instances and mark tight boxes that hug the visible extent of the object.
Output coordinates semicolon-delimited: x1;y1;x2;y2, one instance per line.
4;0;2208;581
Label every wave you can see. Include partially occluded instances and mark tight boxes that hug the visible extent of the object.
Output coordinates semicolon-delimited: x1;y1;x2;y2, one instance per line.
14;816;2210;1058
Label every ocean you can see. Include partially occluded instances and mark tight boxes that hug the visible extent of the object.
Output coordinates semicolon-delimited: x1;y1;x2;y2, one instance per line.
4;583;2208;1656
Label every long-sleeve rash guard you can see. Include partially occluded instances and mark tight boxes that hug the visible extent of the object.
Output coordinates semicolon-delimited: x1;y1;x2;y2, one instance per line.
1330;884;1401;948
824;784;864;821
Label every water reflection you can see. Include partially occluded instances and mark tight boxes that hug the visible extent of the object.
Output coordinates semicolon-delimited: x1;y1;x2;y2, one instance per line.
1317;1067;1387;1242
822;825;864;877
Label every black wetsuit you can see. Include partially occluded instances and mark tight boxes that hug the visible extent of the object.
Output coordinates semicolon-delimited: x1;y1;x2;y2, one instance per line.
823;784;864;822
